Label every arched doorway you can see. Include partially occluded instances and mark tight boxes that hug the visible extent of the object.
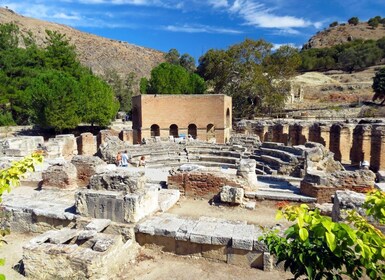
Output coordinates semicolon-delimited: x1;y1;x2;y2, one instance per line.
207;123;215;141
169;124;179;138
150;124;160;137
188;124;197;139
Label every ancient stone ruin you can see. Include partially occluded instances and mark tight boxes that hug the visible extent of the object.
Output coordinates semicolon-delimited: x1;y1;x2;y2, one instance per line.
1;117;384;279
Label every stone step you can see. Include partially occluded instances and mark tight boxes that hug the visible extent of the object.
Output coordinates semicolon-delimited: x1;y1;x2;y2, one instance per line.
255;190;316;203
258;147;298;163
261;142;304;156
135;214;264;251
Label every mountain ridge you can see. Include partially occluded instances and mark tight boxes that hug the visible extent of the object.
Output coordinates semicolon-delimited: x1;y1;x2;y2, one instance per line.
0;7;165;78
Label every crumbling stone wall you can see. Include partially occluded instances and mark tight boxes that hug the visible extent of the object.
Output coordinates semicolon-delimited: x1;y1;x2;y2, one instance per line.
168;171;244;198
300;169;376;203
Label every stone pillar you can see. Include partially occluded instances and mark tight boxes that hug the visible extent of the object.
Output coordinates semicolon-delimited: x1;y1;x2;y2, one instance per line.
330;124;353;164
370;126;385;172
77;133;97;156
298;124;309;145
319;124;331;150
252;124;268;142
289;124;302;146
280;124;290;145
329;124;342;161
351;125;372;165
309;123;321;143
119;130;133;144
340;125;353;164
97;129;120;148
236;159;257;190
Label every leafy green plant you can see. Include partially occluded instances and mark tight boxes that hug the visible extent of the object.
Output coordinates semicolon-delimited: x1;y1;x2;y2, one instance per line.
0;152;43;279
261;191;385;280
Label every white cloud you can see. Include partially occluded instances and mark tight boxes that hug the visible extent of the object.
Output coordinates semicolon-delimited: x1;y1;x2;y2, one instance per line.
208;0;228;8
53;12;81;20
229;0;313;28
272;43;300;51
164;24;242;34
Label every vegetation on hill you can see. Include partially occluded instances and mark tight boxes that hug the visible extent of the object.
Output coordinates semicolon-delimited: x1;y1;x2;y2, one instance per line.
0;23;119;131
300;38;385;72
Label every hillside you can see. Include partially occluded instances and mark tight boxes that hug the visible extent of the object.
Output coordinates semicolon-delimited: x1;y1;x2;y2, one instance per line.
0;7;165;78
303;21;385;49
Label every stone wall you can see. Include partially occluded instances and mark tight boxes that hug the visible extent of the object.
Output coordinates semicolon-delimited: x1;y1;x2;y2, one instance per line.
168;170;244;198
300;169;376;203
132;94;232;144
235;119;385;171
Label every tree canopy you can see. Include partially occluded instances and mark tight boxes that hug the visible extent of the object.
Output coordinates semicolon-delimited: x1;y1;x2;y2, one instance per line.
0;23;119;131
372;67;385;105
141;62;206;95
197;39;301;118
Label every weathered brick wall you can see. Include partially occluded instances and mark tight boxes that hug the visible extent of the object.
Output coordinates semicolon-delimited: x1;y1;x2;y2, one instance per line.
132;95;232;144
168;172;242;198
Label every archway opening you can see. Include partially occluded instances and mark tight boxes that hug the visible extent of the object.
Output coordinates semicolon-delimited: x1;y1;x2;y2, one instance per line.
150;124;160;137
169;124;179;138
188;124;197;139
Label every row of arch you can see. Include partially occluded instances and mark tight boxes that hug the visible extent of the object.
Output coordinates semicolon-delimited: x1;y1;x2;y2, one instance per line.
150;123;215;139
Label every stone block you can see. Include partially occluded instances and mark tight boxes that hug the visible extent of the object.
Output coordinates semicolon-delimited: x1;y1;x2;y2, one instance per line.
227;248;263;268
89;168;147;192
220;185;244;204
232;224;255;250
175;219;197;241
201;244;227;262
42;161;78;190
49;228;79;244
71;155;106;187
189;221;216;244
78;230;97;240
77;132;97;156
153;216;185;238
175;240;202;257
92;235;115;252
211;222;235;246
263;252;274;271
85;219;111;232
158;189;180;212
245;201;256;210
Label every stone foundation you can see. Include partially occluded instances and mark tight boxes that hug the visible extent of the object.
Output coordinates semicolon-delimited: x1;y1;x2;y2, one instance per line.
23;220;138;280
168;170;245;198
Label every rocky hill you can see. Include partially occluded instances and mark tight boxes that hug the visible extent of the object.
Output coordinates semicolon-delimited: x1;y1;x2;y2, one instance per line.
303;22;385;49
0;7;165;78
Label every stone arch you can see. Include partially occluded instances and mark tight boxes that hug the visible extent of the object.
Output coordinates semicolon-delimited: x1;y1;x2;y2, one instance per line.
226;108;231;128
188;124;197;139
169;124;179;138
206;123;215;141
150;124;160;137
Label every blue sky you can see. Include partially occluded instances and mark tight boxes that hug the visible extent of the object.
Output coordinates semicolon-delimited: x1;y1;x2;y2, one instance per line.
4;0;385;61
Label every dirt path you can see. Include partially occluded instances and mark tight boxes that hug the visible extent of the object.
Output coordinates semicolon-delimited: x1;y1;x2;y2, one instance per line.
168;196;293;228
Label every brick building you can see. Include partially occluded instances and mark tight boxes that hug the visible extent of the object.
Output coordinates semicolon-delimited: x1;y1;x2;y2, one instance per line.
132;94;232;144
